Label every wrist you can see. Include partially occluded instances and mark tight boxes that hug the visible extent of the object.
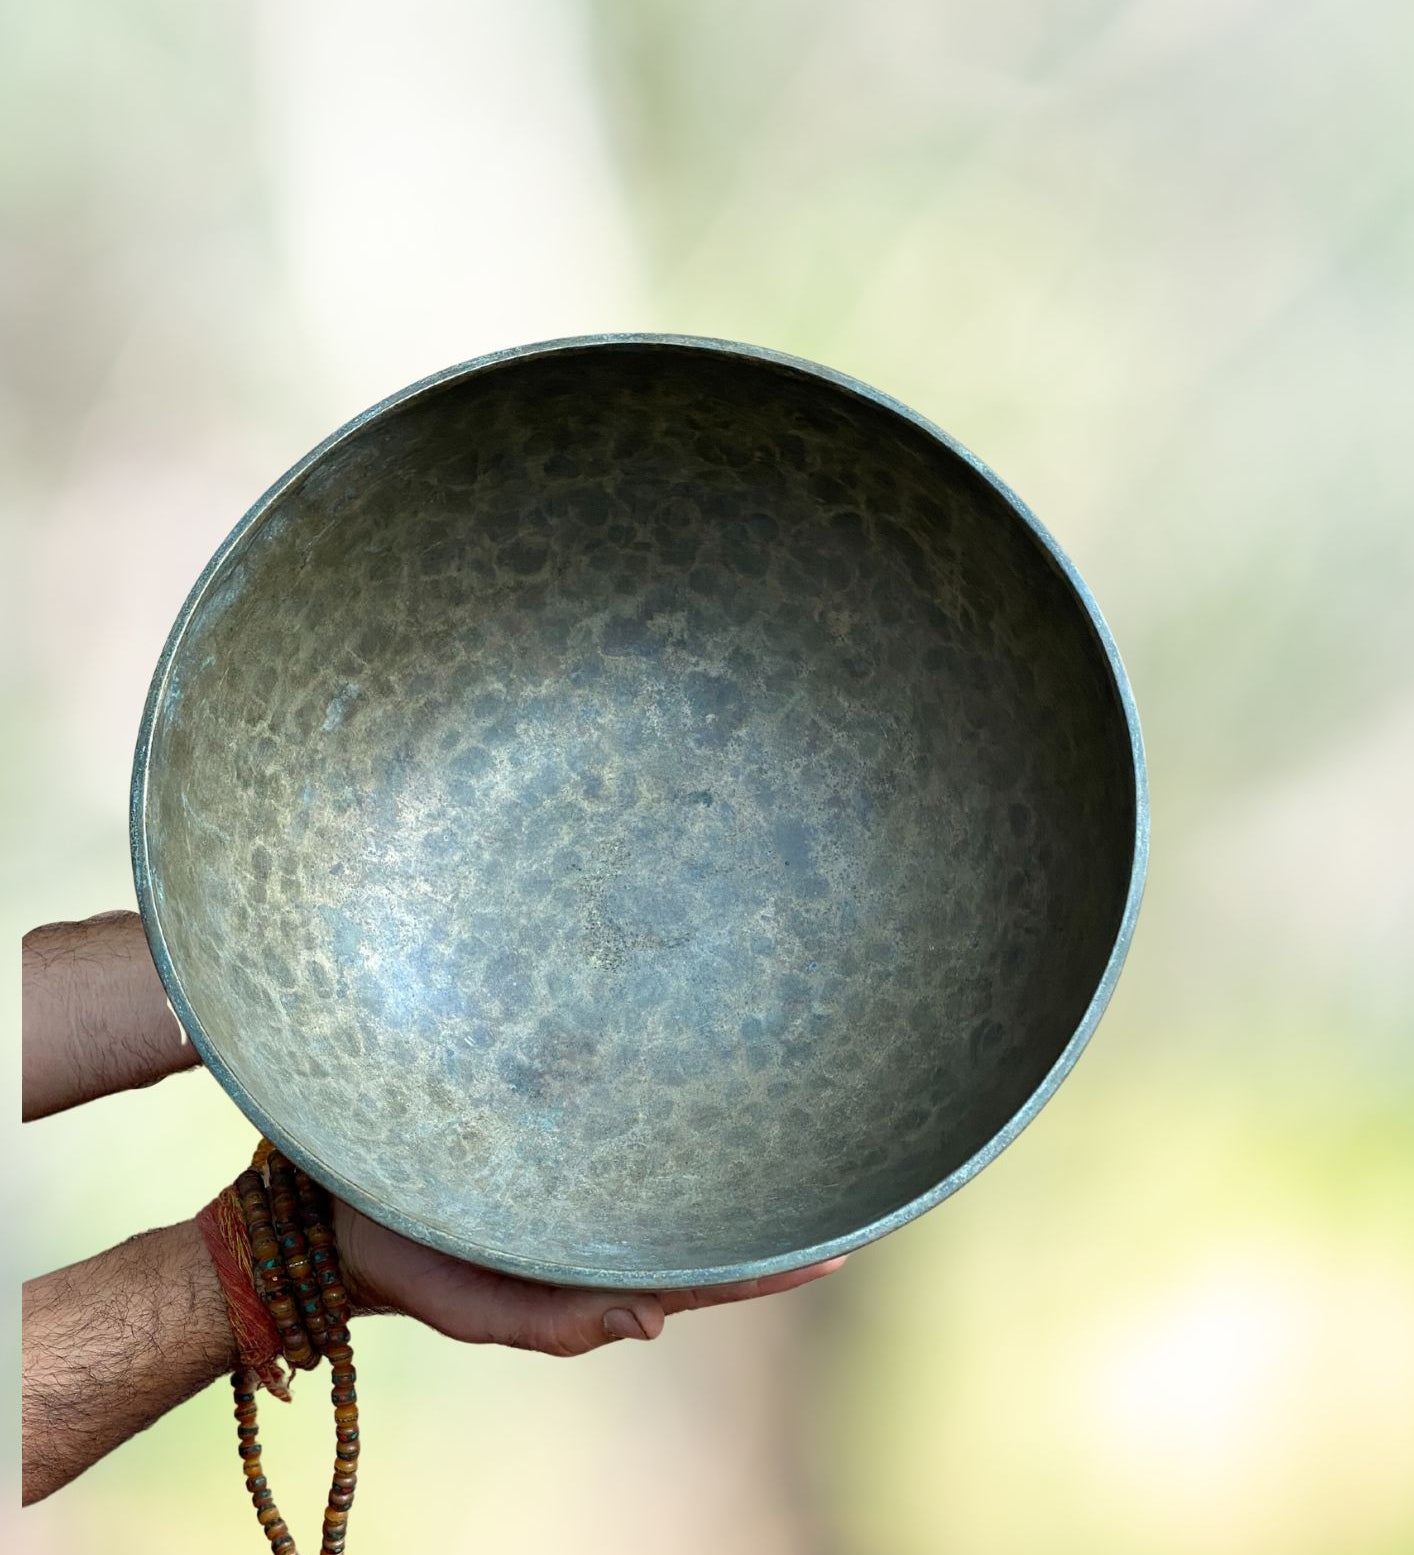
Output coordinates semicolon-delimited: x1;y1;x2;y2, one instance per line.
22;1219;244;1505
199;1149;370;1391
165;1218;244;1374
194;1188;285;1386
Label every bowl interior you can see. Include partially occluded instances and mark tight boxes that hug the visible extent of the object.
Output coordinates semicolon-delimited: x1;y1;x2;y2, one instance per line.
138;343;1137;1283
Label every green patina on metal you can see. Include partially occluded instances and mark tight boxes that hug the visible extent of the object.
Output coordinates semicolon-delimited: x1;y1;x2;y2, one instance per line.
131;335;1148;1288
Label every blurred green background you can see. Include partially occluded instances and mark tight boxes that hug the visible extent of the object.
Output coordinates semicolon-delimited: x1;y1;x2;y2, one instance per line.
9;1;1413;1551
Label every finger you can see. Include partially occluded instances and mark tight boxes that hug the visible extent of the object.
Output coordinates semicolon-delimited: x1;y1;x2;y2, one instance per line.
22;912;200;1120
489;1280;668;1356
416;1257;668;1357
660;1255;847;1316
513;1255;847;1347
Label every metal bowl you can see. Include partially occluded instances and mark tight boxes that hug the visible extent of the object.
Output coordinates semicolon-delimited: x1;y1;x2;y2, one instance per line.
132;336;1147;1288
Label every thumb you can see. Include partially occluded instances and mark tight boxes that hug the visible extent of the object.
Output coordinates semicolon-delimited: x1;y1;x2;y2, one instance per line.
474;1279;667;1357
334;1200;667;1356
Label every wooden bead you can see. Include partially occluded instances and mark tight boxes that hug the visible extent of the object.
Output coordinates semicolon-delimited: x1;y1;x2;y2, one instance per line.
230;1143;362;1550
296;1172;330;1212
300;1296;329;1331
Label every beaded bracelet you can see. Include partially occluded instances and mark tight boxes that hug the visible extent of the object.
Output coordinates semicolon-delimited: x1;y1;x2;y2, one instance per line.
219;1142;359;1555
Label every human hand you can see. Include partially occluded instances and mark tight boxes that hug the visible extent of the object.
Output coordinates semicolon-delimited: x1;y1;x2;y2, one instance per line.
332;1198;845;1357
22;911;200;1121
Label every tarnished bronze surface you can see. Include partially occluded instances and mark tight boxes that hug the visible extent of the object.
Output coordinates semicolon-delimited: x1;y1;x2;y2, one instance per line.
132;336;1147;1287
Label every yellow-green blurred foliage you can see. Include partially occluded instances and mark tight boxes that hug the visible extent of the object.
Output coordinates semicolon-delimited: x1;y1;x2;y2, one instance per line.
8;2;1412;1552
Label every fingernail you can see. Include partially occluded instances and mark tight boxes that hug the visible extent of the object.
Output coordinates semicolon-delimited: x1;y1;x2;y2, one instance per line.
603;1307;649;1340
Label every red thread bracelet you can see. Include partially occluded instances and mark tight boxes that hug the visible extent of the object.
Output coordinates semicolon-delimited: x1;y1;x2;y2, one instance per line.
196;1185;292;1401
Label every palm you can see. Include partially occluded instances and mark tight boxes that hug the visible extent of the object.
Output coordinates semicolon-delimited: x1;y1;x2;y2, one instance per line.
332;1198;844;1357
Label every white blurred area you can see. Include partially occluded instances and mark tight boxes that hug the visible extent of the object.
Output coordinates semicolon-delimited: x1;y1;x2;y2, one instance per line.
9;1;1413;1552
251;0;646;390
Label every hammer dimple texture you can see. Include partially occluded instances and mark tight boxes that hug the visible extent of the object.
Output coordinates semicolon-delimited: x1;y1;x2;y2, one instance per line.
143;347;1135;1276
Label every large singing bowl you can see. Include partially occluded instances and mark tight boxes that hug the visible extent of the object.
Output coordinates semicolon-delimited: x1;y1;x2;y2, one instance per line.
132;336;1147;1287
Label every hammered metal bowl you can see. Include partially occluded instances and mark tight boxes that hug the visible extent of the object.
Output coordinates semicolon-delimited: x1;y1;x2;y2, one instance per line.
132;336;1147;1288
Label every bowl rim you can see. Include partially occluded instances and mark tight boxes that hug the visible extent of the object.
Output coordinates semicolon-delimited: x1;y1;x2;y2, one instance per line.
131;332;1150;1289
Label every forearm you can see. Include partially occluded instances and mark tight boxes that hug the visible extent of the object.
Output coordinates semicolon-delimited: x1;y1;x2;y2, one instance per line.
22;911;198;1120
22;1218;238;1504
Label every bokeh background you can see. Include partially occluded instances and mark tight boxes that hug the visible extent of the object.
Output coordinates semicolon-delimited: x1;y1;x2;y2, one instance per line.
9;1;1414;1551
